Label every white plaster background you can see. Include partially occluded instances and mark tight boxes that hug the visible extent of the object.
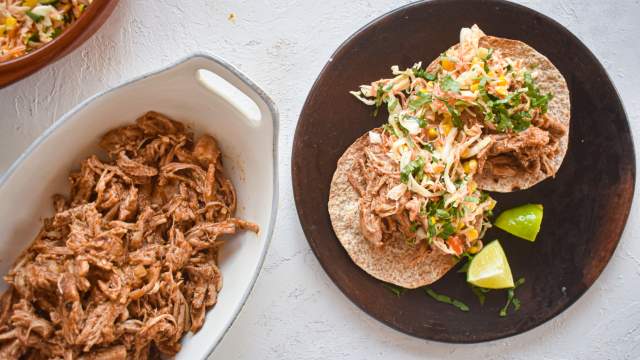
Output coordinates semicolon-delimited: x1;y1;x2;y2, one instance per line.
1;0;639;359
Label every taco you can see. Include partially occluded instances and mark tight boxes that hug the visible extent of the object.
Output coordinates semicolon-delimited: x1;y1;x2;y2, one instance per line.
426;25;570;191
329;25;570;288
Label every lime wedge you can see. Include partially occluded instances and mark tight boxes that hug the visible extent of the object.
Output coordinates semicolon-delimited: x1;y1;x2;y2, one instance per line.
467;240;514;289
495;204;543;242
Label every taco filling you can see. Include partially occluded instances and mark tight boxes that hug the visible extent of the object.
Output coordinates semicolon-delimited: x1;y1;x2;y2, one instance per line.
347;25;567;257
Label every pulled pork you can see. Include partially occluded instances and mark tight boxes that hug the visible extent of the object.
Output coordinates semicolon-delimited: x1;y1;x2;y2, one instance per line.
348;134;408;247
0;111;258;359
478;114;567;179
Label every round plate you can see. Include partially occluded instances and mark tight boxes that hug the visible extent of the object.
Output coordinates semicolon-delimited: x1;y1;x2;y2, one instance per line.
292;0;635;343
0;0;118;88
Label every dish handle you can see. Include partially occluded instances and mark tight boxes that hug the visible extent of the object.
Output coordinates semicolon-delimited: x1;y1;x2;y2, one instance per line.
173;53;276;130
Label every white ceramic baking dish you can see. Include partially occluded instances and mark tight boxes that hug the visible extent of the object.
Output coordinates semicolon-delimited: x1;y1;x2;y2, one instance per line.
0;53;278;359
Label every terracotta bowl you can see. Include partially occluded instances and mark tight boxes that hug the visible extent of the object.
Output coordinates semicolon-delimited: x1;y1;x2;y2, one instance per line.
0;0;118;88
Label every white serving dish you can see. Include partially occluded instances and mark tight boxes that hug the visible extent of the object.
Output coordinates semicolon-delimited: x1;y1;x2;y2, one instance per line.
0;54;278;359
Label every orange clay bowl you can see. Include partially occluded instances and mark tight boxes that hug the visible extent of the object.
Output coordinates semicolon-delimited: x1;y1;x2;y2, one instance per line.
0;0;118;88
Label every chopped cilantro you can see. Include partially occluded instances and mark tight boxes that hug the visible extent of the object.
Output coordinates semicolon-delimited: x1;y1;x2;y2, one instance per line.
26;11;44;22
425;288;469;312
414;67;437;81
400;157;425;184
384;283;407;297
524;71;554;114
27;33;39;43
387;96;399;112
499;277;525;317
471;285;490;306
372;87;385;116
512;111;532;132
439;222;455;239
51;28;62;39
435;96;463;128
409;92;433;109
441;75;460;93
435;209;450;219
427;216;437;238
483;48;494;61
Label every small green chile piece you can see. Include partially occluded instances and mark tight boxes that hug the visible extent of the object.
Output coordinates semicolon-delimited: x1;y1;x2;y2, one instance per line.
494;204;543;241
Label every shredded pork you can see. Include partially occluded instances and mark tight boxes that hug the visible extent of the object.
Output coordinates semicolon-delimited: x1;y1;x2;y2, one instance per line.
478;117;567;178
0;111;258;359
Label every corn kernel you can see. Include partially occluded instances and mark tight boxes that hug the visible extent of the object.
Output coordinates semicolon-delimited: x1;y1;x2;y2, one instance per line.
468;180;477;193
487;70;496;78
495;86;507;97
488;199;496;210
466;228;479;241
23;0;38;7
441;58;455;71
468;245;481;254
5;16;17;31
440;122;452;135
470;82;479;92
497;75;507;86
463;159;478;174
427;127;438;139
0;25;5;36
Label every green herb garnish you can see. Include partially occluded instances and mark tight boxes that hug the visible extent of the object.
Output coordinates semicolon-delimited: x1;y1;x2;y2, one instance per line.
438;222;455;239
435;209;451;219
425;288;469;311
435;96;463;128
499;277;525;317
26;11;44;22
408;92;433;109
384;283;407;297
415;67;437;81
422;143;434;152
400;157;425;183
26;33;39;43
372;86;385;116
471;285;490;306
524;71;554;114
441;74;460;93
51;28;62;39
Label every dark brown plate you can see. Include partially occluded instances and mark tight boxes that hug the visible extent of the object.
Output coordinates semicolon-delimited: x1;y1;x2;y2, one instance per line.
0;0;118;88
292;0;635;343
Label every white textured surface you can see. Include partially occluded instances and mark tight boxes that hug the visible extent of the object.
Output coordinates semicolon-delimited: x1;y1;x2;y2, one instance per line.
1;1;639;359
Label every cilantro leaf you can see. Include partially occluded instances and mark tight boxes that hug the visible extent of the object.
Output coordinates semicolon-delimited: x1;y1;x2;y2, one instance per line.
499;277;525;317
441;75;460;93
409;92;433;109
425;288;469;312
400;157;425;184
415;68;437;81
439;222;455;239
384;283;407;297
26;11;44;22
